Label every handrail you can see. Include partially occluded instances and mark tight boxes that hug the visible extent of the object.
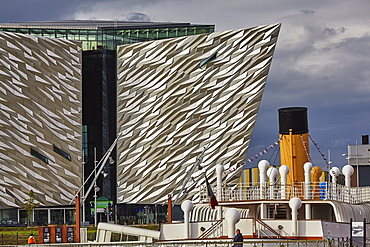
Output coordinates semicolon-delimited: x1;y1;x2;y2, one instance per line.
200;182;370;204
255;219;283;238
198;219;223;239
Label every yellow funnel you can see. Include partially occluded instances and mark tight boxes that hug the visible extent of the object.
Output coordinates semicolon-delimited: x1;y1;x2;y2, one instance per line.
278;107;310;183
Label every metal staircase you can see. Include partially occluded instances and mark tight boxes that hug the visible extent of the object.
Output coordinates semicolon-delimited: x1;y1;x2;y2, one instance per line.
255;219;283;238
198;219;223;239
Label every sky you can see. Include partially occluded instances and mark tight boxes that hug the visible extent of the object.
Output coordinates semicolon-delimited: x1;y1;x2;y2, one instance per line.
1;0;369;170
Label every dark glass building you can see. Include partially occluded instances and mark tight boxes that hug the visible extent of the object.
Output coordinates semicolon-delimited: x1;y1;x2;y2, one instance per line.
0;20;214;224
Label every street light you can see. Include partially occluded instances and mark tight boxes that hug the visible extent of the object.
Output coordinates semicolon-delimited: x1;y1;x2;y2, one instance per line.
92;150;113;226
80;150;110;225
94;147;98;227
93;148;115;226
82;151;86;224
70;135;119;227
356;140;359;187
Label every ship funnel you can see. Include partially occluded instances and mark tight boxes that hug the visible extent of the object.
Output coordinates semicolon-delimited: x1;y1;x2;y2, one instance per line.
278;107;309;183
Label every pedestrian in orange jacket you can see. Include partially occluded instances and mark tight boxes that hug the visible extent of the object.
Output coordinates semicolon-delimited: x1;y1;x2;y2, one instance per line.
28;234;36;244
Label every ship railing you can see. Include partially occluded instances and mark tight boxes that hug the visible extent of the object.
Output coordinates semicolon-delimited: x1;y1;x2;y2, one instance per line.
325;183;370;204
200;182;370;204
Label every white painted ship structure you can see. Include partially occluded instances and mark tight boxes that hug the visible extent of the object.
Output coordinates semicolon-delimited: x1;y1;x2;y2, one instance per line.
93;107;370;246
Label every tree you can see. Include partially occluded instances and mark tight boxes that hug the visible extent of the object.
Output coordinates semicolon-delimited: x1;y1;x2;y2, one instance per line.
21;190;40;226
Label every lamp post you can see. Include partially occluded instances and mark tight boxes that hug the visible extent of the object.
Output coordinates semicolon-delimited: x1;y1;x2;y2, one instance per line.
82;151;86;223
92;147;114;226
93;147;100;226
356;140;359;187
328;150;332;184
70;135;119;226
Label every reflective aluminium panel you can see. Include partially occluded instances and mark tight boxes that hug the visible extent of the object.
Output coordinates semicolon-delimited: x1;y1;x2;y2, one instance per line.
116;24;281;204
0;31;82;208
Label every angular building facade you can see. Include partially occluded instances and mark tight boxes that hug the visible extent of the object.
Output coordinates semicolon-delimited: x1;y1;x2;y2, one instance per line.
0;21;281;225
0;20;215;224
0;31;82;211
116;23;281;204
0;21;215;208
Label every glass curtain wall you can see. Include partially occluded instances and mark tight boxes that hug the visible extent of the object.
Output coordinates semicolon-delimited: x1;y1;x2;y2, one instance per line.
50;209;64;225
0;25;214;51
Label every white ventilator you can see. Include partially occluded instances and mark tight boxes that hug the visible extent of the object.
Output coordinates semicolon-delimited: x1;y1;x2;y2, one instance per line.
181;200;193;239
289;197;302;236
279;165;290;199
342;165;354;187
225;208;241;238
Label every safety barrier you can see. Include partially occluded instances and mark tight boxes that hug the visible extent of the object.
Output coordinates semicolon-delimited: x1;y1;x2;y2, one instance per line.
200;182;370;203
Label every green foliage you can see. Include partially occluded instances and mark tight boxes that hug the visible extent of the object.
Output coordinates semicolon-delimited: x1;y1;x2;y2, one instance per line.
0;228;38;245
0;227;94;245
20;190;40;226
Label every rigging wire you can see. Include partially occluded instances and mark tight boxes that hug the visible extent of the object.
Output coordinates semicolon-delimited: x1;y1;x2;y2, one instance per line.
271;144;280;165
308;134;331;170
267;138;280;166
300;134;312;163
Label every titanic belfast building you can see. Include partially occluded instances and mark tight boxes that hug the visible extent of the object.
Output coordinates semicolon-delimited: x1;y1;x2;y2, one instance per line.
0;20;280;225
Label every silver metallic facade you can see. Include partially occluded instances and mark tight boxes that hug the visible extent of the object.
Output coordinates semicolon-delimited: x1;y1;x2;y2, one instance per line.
116;24;281;204
0;31;82;208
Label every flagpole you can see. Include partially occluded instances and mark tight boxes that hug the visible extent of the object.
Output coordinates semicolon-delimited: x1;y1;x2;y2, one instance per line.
172;145;209;206
216;165;224;220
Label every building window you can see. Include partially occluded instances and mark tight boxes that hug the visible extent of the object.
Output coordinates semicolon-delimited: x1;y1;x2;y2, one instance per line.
53;145;71;161
199;52;217;68
82;125;88;162
30;148;49;164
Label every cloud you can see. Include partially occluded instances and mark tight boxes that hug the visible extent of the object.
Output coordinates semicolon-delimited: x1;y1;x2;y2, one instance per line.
301;9;315;15
124;13;151;22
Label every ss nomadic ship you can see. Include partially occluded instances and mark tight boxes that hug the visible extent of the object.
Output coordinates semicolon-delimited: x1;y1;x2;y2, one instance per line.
95;107;370;245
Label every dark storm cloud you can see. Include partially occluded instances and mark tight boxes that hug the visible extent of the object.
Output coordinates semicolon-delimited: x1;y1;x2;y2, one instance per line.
324;26;346;35
0;0;77;22
125;13;151;22
245;5;370;168
301;9;315;15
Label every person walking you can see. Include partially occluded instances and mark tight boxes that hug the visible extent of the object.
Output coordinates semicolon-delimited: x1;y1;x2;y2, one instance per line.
28;233;36;244
233;229;243;247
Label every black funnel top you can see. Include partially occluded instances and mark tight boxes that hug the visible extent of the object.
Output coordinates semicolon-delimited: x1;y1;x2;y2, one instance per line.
278;107;308;135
